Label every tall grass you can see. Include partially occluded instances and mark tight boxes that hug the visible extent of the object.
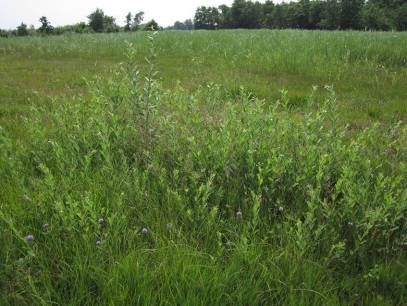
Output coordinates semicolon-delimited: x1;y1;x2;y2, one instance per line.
1;32;407;305
1;30;406;127
2;30;406;67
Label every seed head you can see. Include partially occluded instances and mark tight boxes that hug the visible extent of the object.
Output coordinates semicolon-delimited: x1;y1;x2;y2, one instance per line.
278;206;284;213
42;223;49;230
96;240;101;246
98;218;105;225
236;210;243;219
166;223;173;231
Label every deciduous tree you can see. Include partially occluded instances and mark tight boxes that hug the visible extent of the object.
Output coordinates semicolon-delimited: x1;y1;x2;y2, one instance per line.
39;16;53;34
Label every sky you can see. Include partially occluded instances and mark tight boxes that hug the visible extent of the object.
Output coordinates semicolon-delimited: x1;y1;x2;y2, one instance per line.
1;0;241;30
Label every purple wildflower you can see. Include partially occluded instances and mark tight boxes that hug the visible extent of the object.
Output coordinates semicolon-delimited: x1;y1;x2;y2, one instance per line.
141;228;148;235
26;235;34;242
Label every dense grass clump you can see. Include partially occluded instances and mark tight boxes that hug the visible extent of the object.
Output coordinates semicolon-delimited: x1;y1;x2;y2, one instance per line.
1;34;407;305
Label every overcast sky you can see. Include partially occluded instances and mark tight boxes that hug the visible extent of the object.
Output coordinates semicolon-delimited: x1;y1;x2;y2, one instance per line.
0;0;244;29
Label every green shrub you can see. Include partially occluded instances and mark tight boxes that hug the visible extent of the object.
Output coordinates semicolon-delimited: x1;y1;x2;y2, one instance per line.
1;34;407;305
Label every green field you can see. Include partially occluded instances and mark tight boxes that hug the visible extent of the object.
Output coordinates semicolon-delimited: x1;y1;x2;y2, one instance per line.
1;30;407;129
1;30;407;305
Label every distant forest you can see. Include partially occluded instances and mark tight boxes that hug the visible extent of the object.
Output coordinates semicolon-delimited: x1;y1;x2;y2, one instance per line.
1;0;406;37
194;0;407;31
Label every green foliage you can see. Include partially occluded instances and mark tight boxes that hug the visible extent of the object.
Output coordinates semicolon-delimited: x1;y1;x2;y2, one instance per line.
395;3;407;31
231;0;263;28
193;0;407;31
1;31;407;304
0;29;10;38
88;8;118;33
338;0;364;29
172;19;194;30
362;0;407;31
124;12;132;32
104;16;119;33
6;0;407;38
194;6;220;30
53;22;93;35
218;4;234;28
124;11;145;32
16;22;29;36
38;16;53;34
88;8;105;32
133;12;145;31
142;20;160;31
362;3;393;31
0;30;406;129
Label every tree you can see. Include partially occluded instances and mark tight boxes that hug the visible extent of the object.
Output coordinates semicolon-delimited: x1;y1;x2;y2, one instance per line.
0;29;9;38
174;21;187;30
88;9;118;33
17;23;28;36
133;11;145;31
319;0;340;29
38;16;53;34
218;5;233;28
173;19;194;30
271;4;288;28
218;5;234;28
231;0;263;29
361;3;392;30
88;8;105;32
124;12;132;31
395;3;407;31
362;0;407;30
184;19;194;30
231;0;246;27
293;0;312;29
103;15;119;32
194;6;220;30
308;1;325;29
339;0;364;29
262;1;275;28
143;19;159;31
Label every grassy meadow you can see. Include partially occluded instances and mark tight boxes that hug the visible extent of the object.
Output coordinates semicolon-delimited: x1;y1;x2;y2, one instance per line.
1;30;407;305
1;30;407;129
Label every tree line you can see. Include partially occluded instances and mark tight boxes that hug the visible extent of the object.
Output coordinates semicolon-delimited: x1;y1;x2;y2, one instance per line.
0;9;161;37
1;0;406;37
194;0;407;31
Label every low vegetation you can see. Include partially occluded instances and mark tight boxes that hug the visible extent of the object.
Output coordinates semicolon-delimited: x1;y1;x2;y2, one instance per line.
1;0;406;37
1;30;407;305
1;30;406;130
